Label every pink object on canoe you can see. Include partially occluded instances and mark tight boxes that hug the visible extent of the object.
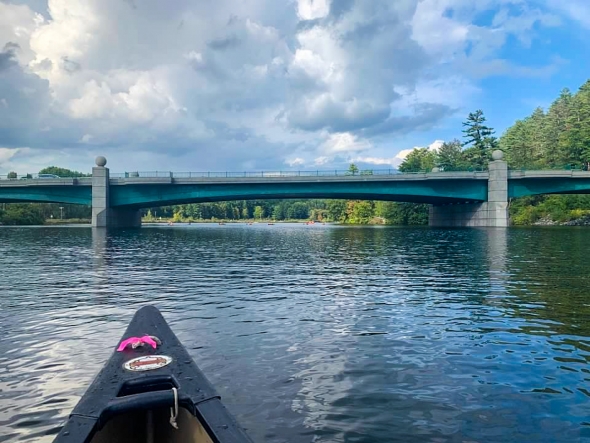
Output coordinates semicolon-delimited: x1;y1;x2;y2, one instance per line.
117;335;158;351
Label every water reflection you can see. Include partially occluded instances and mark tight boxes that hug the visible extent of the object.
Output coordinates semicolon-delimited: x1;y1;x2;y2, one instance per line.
0;224;589;442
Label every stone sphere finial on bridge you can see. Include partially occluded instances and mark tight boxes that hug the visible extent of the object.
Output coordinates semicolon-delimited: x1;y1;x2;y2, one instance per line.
95;156;107;167
491;150;504;161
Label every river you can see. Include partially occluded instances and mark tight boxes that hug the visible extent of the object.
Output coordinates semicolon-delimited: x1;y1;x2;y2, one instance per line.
0;224;589;442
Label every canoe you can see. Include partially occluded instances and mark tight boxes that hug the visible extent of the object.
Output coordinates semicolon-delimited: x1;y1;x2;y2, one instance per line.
53;306;253;443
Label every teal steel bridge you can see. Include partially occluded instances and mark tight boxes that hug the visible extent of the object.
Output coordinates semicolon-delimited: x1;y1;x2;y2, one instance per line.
2;170;590;207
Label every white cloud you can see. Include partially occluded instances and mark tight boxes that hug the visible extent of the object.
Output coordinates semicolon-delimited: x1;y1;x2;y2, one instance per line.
355;140;444;168
297;0;331;21
546;0;590;29
314;156;330;166
286;157;305;167
321;132;372;154
0;0;576;174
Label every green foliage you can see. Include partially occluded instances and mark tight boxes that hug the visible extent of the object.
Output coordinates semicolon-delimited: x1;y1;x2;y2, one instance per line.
346;201;374;224
500;82;590;170
326;200;348;222
376;202;429;225
462;109;497;168
347;163;359;175
7;171;17;179
286;202;309;219
38;166;90;177
436;139;464;170
399;148;436;172
0;204;45;225
253;206;264;219
510;194;590;225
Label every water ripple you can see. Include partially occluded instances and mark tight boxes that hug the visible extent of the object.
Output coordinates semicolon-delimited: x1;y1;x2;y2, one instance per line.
0;225;589;442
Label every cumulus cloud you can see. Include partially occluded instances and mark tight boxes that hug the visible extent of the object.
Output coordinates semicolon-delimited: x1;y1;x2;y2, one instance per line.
353;140;444;168
0;0;576;174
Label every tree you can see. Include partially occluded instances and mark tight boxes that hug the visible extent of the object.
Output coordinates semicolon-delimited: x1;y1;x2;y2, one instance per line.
399;148;436;172
347;163;359;175
346;201;374;224
377;202;429;225
565;80;590;165
7;171;17;179
0;204;45;225
436;139;463;170
501;119;534;169
39;166;90;177
286;202;309;219
272;205;284;220
326;200;348;222
462;110;497;169
253;206;264;220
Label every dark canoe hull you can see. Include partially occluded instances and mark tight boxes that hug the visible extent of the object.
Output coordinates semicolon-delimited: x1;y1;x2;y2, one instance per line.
53;306;253;443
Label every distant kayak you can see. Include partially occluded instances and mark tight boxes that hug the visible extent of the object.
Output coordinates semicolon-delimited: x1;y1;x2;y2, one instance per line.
53;306;253;443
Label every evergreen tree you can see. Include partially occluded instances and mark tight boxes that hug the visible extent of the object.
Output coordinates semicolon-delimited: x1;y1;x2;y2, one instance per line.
565;80;590;166
545;88;574;166
462;110;497;168
501;119;534;168
347;163;359;175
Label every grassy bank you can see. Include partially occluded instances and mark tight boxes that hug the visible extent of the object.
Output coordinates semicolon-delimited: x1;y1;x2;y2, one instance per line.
44;218;91;225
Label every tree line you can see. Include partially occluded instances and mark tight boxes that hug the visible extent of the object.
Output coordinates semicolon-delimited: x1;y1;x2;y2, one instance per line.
143;199;428;225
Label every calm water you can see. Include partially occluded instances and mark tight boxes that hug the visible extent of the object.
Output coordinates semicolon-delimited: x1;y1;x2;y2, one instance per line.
0;224;589;442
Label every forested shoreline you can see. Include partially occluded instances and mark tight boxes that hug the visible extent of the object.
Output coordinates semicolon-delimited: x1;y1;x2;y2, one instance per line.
2;79;590;226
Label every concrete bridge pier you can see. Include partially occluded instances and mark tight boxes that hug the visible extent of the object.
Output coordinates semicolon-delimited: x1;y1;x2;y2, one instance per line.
92;156;141;228
429;150;508;227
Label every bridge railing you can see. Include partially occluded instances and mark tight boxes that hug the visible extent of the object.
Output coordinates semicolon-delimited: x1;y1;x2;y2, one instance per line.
108;168;488;179
0;173;91;180
3;167;492;181
110;170;399;178
508;164;590;172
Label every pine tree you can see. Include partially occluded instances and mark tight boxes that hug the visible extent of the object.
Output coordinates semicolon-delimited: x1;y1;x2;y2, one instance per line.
565;80;590;166
500;119;534;169
545;88;574;166
528;107;547;167
462;110;497;168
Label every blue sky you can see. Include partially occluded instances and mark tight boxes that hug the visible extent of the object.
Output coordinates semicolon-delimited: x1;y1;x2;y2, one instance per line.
0;0;589;174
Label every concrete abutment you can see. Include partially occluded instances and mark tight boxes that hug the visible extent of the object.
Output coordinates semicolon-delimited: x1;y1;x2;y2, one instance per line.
429;153;508;227
92;157;141;228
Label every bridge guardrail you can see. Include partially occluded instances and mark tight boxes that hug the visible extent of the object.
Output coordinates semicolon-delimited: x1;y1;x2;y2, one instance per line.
0;173;91;180
109;170;396;178
108;168;488;179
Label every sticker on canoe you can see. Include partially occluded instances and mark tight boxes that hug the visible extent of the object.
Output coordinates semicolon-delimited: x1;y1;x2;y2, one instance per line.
123;355;172;372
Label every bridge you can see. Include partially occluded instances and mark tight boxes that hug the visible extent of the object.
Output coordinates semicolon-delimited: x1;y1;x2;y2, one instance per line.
2;152;590;227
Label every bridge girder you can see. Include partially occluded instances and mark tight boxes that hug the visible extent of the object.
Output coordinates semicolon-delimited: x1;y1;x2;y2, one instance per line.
0;186;92;205
109;180;488;208
509;178;590;198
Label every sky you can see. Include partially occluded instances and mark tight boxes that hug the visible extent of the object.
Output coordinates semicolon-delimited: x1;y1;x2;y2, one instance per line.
0;0;589;175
